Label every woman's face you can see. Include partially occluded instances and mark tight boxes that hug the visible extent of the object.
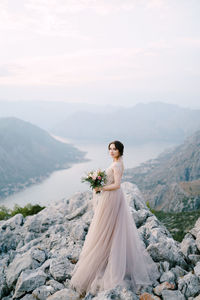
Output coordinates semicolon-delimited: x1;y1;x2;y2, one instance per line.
109;143;120;159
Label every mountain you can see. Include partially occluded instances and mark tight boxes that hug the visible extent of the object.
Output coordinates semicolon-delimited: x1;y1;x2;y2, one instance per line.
0;100;120;131
51;102;200;144
0;117;87;198
1;101;200;145
123;130;200;212
0;182;199;299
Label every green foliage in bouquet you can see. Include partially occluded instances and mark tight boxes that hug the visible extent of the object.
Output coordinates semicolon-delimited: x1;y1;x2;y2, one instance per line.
81;169;107;193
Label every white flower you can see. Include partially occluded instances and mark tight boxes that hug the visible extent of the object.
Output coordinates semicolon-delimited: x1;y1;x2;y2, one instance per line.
92;174;97;180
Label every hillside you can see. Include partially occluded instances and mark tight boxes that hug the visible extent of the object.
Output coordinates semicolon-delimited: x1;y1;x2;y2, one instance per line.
0;117;87;198
51;102;200;144
0;182;199;299
123;130;200;212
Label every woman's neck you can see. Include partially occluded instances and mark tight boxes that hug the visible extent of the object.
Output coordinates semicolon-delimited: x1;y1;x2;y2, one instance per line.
113;156;122;162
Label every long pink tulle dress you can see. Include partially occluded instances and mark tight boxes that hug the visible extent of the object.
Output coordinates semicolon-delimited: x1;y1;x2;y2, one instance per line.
70;157;159;296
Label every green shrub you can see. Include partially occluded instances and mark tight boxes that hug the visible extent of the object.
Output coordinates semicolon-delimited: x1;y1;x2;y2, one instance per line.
0;205;11;220
0;203;45;220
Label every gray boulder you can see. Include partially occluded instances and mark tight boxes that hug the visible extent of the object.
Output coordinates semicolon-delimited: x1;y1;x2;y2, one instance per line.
161;289;186;300
160;271;176;284
92;284;139;300
147;238;187;268
178;272;200;298
194;262;200;277
13;269;47;298
170;265;188;280
6;246;46;288
47;288;80;300
181;233;199;256
0;267;8;299
32;285;54;300
49;256;73;282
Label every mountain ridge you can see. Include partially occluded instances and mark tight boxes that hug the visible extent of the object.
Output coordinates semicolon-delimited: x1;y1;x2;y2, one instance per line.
0;117;87;199
51;102;200;144
123;130;200;212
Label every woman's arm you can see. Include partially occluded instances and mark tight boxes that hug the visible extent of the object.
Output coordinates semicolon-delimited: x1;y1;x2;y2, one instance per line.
96;164;122;192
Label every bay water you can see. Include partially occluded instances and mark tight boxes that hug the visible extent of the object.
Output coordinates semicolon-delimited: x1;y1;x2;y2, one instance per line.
0;135;176;209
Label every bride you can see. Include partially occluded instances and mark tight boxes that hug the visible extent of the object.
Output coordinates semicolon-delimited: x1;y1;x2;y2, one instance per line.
70;140;159;297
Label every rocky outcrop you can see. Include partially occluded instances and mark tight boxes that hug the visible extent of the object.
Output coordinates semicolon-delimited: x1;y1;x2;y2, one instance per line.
0;182;200;299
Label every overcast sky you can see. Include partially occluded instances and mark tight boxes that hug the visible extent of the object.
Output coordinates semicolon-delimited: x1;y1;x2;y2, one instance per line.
0;0;200;108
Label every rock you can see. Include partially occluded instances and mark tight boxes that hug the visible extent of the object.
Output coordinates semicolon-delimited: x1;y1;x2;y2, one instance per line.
24;208;63;233
20;295;36;300
0;227;22;254
32;285;54;300
161;289;186;299
0;267;8;299
147;238;187;268
1;297;13;300
139;292;161;300
188;254;200;265
65;204;88;221
1;214;24;230
49;256;73;282
6;247;46;288
6;252;37;288
47;288;80;300
194;262;200;277
46;279;65;291
181;233;199;256
13;269;47;298
92;284;139;300
70;222;88;241
66;191;92;212
196;232;200;252
158;261;170;274
138;216;172;247
178;272;200;298
24;232;36;243
132;209;151;228
160;271;176;284
30;247;46;263
189;218;200;238
170;265;188;280
153;282;175;296
122;182;147;210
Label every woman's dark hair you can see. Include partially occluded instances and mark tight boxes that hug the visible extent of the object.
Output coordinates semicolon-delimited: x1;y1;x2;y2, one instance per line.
108;140;124;156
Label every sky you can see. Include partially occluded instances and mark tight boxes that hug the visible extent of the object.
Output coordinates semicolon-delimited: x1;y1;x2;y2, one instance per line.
0;0;200;108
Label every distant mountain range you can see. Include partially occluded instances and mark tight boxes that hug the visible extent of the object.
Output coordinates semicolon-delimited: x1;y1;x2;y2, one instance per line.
0;117;87;199
123;130;200;212
51;102;200;144
1;101;200;145
0;100;119;131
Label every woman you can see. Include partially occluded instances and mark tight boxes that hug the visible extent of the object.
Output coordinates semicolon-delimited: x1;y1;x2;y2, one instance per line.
70;140;159;297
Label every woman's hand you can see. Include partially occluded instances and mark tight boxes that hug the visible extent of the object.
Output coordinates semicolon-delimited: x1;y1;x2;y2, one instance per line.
94;186;103;193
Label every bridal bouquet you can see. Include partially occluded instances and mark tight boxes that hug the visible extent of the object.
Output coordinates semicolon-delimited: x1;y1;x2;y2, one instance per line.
81;169;107;193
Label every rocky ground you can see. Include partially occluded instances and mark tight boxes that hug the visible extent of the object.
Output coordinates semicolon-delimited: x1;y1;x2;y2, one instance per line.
0;182;200;300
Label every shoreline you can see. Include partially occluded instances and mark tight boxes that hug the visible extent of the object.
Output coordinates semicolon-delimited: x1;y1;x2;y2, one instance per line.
0;156;90;203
